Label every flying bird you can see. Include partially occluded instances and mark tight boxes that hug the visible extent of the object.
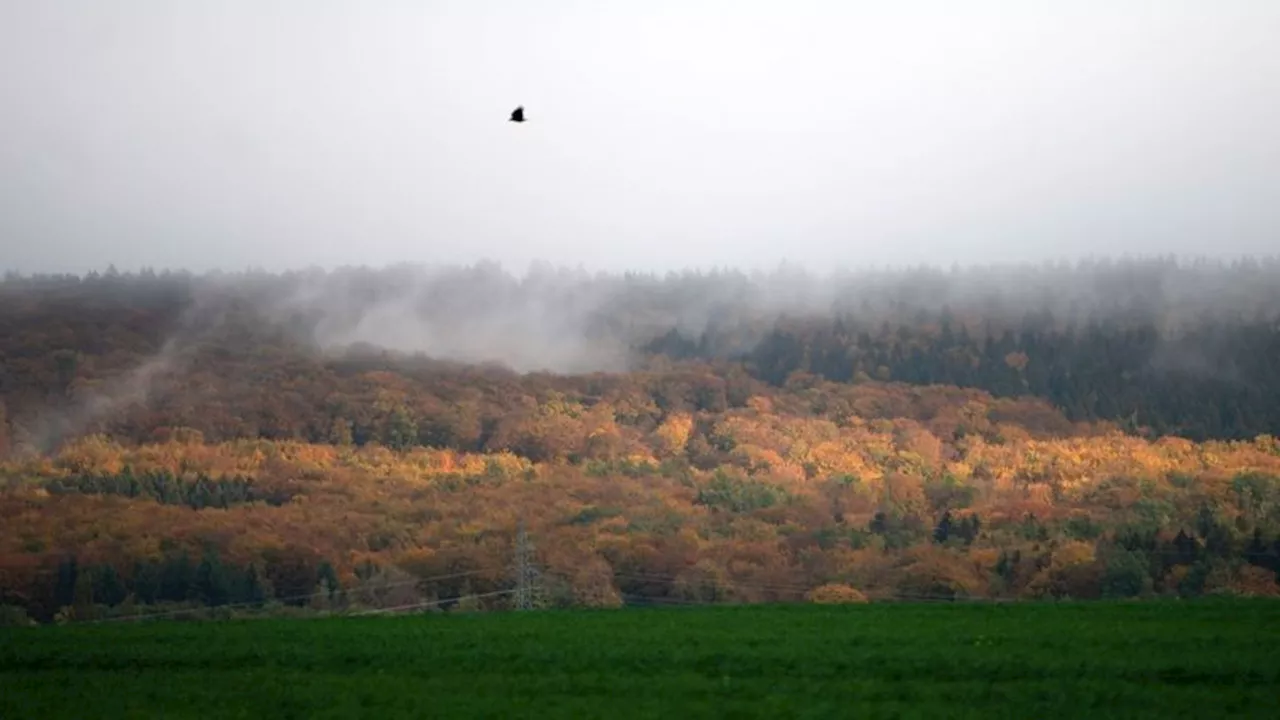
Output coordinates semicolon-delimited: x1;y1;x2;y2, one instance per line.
509;106;525;123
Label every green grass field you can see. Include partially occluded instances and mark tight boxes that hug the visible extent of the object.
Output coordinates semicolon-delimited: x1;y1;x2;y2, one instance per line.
3;600;1279;719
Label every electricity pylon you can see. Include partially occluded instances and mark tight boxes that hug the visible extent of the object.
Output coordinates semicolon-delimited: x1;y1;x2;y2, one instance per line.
512;519;541;611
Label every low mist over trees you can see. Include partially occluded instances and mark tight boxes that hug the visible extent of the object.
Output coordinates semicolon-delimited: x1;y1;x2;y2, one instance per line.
2;256;1278;451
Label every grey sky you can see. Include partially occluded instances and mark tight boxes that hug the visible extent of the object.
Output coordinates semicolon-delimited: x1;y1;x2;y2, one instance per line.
2;1;1278;277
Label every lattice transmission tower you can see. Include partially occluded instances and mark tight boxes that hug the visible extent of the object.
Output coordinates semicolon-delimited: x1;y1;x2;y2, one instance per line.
512;519;541;611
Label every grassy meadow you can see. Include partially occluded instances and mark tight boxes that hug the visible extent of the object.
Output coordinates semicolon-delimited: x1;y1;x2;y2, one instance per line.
3;599;1279;719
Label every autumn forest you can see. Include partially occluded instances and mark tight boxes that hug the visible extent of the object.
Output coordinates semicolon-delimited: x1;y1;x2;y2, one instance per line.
2;257;1280;624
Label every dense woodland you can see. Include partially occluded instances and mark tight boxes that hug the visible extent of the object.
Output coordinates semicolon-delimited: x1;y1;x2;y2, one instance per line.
2;258;1279;623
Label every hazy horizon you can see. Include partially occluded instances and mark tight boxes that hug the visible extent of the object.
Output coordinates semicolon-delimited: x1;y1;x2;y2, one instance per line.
3;1;1279;277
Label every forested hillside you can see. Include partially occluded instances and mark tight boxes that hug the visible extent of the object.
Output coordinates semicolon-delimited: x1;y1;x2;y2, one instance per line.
1;258;1279;623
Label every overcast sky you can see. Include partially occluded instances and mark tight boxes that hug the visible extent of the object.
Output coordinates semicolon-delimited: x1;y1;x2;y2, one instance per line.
2;1;1278;277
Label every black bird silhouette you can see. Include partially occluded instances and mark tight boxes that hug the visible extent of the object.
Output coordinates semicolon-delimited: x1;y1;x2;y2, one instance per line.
509;106;525;123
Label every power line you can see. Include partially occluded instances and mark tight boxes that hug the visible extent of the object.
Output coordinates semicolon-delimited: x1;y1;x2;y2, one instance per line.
84;566;502;624
352;589;517;617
